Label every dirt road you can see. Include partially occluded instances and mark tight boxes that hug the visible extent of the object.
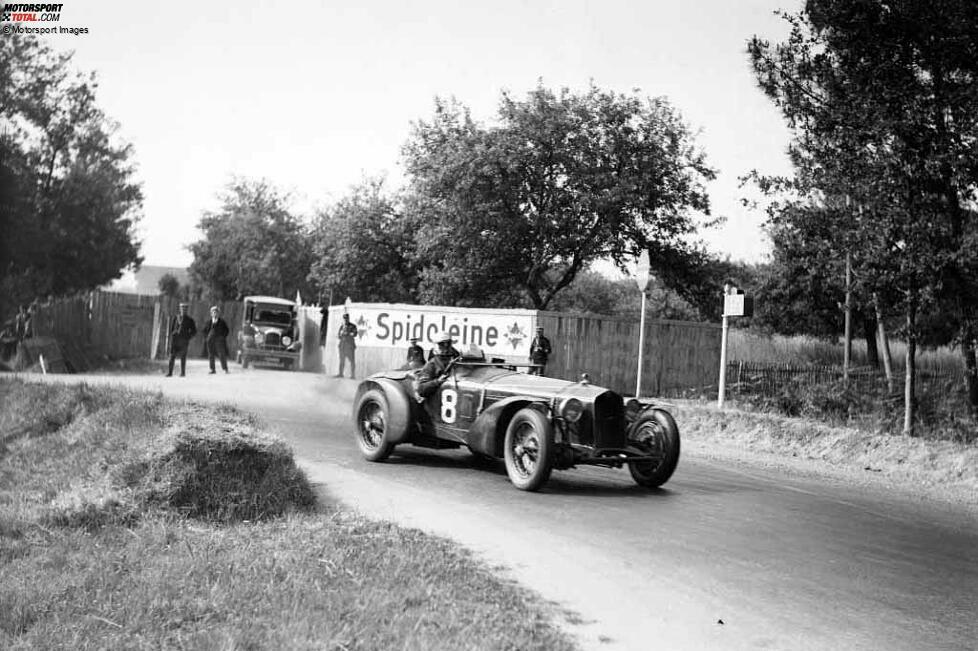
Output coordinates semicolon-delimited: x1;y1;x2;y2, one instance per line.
22;363;978;650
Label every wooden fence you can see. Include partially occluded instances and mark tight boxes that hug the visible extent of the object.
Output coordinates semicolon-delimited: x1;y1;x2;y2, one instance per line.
27;291;324;371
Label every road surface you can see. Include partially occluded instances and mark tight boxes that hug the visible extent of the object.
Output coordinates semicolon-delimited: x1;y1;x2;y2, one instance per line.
21;364;978;650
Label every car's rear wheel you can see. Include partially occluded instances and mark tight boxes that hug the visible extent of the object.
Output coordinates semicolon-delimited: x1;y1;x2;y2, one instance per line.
503;407;554;491
354;389;396;462
627;409;680;488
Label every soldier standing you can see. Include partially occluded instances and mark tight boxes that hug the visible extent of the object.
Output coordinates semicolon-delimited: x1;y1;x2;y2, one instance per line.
529;326;552;376
336;313;358;378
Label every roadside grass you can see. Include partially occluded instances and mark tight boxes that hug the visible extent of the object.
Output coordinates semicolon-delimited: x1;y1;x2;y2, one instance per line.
0;379;576;651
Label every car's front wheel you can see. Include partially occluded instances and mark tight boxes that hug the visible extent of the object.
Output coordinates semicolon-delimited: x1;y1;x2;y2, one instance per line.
627;409;680;488
354;389;396;462
503;407;554;491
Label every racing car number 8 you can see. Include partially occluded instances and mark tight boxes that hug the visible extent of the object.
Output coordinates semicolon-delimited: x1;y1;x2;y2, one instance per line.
441;388;457;423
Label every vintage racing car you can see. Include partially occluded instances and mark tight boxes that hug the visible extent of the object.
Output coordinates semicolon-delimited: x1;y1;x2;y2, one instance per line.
237;295;301;370
352;351;680;491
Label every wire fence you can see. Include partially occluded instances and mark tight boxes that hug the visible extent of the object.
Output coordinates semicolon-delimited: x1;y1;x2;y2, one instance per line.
726;360;961;397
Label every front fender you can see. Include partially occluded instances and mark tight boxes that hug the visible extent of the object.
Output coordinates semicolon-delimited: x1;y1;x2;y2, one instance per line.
467;396;548;457
354;378;414;444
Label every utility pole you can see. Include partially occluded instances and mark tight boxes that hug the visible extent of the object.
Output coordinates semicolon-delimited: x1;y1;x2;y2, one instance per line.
844;251;852;384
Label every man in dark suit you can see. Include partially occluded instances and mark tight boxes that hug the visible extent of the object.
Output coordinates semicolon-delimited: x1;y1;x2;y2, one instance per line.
203;305;230;374
166;303;197;377
529;326;552;376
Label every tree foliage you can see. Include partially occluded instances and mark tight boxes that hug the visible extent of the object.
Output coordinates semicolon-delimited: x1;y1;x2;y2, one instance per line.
308;178;419;304
402;84;716;309
188;179;314;302
748;0;978;430
0;35;143;316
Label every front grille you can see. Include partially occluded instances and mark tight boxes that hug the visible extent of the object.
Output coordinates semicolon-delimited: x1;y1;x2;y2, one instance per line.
592;391;626;449
263;332;282;348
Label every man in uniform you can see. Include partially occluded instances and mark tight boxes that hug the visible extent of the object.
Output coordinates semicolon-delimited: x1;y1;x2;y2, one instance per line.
529;326;552;376
167;303;197;377
405;336;425;369
336;313;358;378
415;331;458;399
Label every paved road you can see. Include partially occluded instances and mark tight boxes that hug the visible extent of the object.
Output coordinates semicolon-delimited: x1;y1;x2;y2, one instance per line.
23;364;978;650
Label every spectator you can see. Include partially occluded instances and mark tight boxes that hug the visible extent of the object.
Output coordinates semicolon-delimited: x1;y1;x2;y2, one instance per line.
203;305;230;374
336;313;358;379
529;326;552;376
166;303;197;377
406;337;425;369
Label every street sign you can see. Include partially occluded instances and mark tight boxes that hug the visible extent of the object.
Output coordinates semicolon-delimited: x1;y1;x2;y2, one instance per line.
723;292;754;317
635;251;651;293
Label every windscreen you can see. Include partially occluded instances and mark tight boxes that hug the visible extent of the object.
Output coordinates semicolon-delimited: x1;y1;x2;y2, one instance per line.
254;307;293;325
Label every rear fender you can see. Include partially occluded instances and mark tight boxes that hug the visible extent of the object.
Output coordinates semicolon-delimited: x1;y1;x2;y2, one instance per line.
354;378;414;444
467;396;549;457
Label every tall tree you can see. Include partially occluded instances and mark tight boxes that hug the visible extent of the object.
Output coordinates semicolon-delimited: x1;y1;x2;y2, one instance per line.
748;0;978;432
189;179;314;301
0;35;142;316
308;178;419;304
402;84;716;309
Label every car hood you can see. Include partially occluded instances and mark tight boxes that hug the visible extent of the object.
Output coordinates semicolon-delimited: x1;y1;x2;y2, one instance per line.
481;370;611;402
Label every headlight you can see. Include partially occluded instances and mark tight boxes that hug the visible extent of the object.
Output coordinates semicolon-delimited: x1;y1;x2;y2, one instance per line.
560;398;584;423
282;335;292;346
254;331;265;344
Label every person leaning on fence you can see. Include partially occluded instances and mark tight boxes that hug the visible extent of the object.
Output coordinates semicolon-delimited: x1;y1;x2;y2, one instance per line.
166;303;197;377
529;326;552;376
336;313;358;379
203;305;230;374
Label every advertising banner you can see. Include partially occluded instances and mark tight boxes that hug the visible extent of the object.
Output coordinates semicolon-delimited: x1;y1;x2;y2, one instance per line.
342;304;535;358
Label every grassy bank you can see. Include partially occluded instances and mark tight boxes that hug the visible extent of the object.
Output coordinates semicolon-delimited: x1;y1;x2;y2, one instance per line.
0;379;575;650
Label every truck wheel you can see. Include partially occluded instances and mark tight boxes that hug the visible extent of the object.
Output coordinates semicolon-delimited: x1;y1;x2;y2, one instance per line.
354;389;396;462
627;409;680;488
503;407;554;491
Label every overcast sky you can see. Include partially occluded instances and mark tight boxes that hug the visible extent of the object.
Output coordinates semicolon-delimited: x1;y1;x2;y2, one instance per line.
54;0;797;270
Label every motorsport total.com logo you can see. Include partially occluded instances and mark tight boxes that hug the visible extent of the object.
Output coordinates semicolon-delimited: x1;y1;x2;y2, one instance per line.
1;3;63;22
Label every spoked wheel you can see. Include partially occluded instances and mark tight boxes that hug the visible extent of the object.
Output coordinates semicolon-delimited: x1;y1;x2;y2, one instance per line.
354;389;395;461
627;409;680;488
503;407;554;491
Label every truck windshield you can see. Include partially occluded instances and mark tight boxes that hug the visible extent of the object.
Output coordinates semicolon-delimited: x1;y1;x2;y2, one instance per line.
254;308;293;325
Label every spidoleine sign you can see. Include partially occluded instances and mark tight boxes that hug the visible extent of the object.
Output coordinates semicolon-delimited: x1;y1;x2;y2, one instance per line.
343;305;534;358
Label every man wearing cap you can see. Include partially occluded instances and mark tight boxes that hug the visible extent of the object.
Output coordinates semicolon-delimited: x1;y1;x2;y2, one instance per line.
405;337;425;369
203;305;230;374
529;326;552;376
336;313;358;378
166;303;197;377
415;331;458;399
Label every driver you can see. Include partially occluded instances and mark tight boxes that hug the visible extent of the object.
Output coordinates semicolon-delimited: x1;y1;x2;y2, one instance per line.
415;331;458;399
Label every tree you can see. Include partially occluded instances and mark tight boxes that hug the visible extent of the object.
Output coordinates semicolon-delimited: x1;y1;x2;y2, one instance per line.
0;35;142;317
547;270;701;321
158;273;181;299
308;178;420;304
402;84;716;310
748;0;978;432
188;179;314;301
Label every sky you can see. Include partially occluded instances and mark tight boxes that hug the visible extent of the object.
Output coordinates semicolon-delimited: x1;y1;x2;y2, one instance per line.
40;0;797;270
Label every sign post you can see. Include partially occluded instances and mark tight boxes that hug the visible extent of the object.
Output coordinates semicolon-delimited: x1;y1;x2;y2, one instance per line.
718;285;754;408
635;251;651;398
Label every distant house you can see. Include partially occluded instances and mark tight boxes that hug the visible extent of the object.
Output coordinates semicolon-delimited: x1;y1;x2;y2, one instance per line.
105;265;191;295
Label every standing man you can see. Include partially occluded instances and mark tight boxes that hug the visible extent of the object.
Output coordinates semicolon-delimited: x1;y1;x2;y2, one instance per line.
167;303;197;377
529;326;552;376
336;313;358;379
203;305;230;374
406;337;426;369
